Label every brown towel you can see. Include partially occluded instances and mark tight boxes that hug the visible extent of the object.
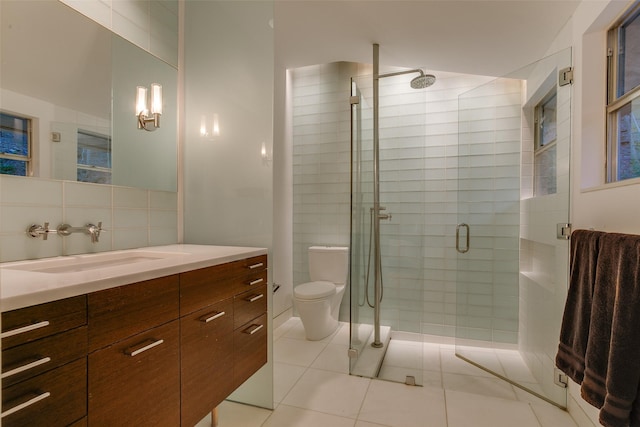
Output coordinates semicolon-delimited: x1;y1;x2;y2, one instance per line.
556;229;604;383
581;232;640;427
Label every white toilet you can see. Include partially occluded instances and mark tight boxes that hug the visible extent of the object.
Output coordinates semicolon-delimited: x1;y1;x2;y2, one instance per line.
294;246;349;341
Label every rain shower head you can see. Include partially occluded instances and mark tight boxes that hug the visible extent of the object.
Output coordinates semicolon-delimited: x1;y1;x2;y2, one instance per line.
410;71;436;89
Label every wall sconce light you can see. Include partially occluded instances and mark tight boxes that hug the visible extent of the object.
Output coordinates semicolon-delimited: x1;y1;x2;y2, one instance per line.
136;83;162;131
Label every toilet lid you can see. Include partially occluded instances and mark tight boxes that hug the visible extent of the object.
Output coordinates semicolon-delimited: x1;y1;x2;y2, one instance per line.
294;281;336;300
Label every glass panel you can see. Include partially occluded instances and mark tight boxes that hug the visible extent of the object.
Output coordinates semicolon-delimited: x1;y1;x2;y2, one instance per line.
349;73;424;386
456;48;572;407
540;93;558;147
619;9;640;97
615;98;640;180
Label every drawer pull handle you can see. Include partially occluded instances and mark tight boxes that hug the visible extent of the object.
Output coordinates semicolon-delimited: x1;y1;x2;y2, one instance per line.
244;324;264;335
1;321;50;339
1;391;51;418
124;339;164;357
248;278;264;286
2;357;51;379
248;262;264;269
247;294;264;303
200;311;226;323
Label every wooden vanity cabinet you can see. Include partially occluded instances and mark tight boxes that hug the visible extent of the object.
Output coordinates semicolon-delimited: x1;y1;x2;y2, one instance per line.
87;275;180;426
1;296;88;427
1;253;267;427
179;255;268;426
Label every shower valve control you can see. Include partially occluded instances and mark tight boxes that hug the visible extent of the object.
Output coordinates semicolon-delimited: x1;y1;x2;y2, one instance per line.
378;206;392;221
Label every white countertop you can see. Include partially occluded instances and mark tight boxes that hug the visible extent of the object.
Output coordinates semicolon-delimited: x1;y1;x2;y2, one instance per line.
0;244;268;312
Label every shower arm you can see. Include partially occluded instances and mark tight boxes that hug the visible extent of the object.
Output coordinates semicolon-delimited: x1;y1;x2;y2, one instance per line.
378;69;424;80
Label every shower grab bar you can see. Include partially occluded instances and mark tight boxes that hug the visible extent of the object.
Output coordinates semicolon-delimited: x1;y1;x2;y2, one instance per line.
456;223;470;253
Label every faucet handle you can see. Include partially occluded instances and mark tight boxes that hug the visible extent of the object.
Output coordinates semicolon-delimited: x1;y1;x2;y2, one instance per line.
86;222;104;243
26;222;56;240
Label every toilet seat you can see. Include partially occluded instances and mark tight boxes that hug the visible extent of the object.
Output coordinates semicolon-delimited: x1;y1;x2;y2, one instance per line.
294;281;336;300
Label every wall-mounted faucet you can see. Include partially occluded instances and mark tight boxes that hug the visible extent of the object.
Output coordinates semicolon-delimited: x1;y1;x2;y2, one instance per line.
26;222;57;240
57;222;104;243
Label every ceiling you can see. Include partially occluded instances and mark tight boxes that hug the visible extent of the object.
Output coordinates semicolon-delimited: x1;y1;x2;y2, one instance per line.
274;0;582;77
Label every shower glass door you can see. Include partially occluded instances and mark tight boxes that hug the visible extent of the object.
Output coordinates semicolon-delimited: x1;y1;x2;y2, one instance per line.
350;73;425;386
455;48;572;407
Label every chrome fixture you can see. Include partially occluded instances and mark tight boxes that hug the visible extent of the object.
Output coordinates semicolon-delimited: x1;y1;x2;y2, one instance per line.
56;222;104;243
136;83;162;131
26;222;57;240
370;43;436;348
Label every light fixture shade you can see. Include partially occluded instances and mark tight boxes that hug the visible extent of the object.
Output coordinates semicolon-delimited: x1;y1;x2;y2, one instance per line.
136;86;148;115
151;83;163;115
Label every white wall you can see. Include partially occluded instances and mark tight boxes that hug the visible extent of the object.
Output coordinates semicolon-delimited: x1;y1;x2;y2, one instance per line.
182;0;274;409
544;0;638;424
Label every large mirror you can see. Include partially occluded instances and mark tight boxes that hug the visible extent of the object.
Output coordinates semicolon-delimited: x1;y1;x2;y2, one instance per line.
0;0;177;192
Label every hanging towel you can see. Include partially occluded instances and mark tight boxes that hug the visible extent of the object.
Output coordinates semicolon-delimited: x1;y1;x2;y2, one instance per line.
556;229;604;384
582;232;640;427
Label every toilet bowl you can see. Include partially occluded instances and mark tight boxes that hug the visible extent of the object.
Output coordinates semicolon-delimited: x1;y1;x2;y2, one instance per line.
294;246;349;341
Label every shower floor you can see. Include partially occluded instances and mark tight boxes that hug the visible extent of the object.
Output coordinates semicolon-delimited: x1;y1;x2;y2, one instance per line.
352;329;550;404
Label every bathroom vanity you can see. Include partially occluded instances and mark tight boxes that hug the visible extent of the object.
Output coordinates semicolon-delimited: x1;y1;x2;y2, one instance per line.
0;245;268;427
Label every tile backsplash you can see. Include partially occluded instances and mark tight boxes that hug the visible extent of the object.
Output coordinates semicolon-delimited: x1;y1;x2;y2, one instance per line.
0;176;178;262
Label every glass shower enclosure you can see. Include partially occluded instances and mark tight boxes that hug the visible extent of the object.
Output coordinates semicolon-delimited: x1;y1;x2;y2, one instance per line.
349;48;572;407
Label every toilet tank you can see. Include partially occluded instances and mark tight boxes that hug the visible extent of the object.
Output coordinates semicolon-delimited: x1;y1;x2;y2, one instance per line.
308;246;349;285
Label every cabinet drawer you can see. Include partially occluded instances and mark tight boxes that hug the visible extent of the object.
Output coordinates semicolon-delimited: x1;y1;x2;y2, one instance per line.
180;299;234;427
89;319;180;426
88;275;179;352
2;326;87;388
234;285;267;330
1;296;86;350
235;268;268;294
180;255;268;315
233;313;267;389
2;358;86;427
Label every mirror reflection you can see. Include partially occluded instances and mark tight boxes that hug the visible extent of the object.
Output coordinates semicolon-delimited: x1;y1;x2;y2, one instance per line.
0;0;177;192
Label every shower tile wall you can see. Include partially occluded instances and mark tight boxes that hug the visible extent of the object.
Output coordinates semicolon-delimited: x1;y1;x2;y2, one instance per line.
0;175;178;262
291;63;355;320
291;63;521;341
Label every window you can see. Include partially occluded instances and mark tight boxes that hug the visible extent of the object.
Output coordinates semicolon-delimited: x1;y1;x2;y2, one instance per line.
0;112;32;176
607;1;640;182
77;130;111;184
534;90;557;195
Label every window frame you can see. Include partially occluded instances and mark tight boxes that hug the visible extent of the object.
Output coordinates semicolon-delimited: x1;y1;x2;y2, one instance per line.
0;111;33;177
606;1;640;183
533;88;558;196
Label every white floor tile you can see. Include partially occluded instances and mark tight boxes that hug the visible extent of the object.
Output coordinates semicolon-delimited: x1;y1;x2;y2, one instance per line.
330;322;351;346
282;368;371;418
274;317;300;340
440;348;495;377
443;372;517;401
358;379;447;427
530;402;577;427
273;337;327;367
274;362;307;404
381;339;423;369
262;404;356;427
195;400;271;427
377;365;423;385
311;343;350;374
423;343;442;371
497;351;538;383
446;390;541;427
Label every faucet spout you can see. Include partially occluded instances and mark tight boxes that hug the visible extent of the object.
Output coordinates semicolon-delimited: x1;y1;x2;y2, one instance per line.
56;222;104;243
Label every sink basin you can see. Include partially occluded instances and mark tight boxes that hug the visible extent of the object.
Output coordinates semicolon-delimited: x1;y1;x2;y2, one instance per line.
4;250;183;274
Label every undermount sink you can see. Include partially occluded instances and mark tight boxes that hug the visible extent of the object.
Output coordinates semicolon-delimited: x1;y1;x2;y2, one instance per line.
4;250;183;274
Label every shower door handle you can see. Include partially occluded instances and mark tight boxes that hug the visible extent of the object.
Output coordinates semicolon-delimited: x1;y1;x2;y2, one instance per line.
456;223;470;253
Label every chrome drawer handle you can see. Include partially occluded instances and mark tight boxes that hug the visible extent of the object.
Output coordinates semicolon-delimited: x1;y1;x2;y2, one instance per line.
124;339;164;357
244;324;264;335
2;356;51;379
1;321;50;339
1;391;51;418
248;278;264;286
247;294;264;303
248;262;264;269
200;311;226;323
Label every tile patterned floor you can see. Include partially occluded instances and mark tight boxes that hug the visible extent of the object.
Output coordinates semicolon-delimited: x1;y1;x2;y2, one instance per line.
198;317;578;427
